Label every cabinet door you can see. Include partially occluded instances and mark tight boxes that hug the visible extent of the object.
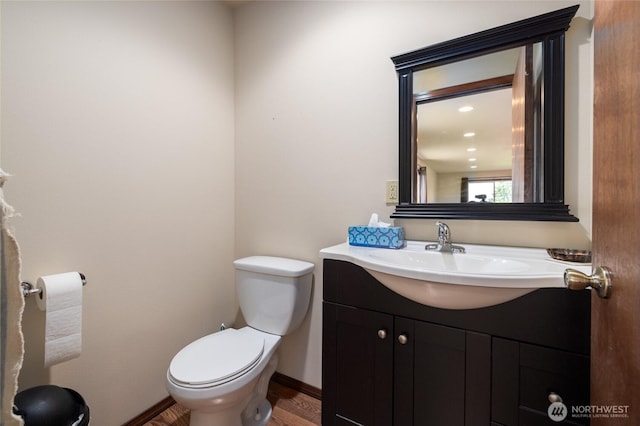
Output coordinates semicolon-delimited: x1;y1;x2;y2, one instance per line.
322;302;393;426
396;320;491;426
492;337;590;426
519;343;590;426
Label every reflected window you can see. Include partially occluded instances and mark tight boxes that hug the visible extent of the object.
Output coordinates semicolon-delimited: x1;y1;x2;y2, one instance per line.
465;178;512;203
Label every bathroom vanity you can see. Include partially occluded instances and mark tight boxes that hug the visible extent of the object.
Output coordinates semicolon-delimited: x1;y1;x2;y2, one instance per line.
321;259;591;425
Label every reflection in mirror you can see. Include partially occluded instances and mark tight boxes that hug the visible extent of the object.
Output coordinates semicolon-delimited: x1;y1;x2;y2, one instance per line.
417;91;513;203
391;5;579;221
414;45;542;204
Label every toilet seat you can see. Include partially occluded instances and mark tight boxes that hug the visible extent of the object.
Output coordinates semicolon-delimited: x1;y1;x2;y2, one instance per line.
169;329;265;389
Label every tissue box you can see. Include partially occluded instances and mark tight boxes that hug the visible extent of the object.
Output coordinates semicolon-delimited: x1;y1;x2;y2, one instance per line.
348;226;405;249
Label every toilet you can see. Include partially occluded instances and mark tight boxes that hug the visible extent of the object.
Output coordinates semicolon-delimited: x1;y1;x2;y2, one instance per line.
166;256;314;426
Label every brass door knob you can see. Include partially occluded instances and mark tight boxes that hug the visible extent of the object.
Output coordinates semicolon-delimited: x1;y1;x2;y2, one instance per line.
564;266;612;299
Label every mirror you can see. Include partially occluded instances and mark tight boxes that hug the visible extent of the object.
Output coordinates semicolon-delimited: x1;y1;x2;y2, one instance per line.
391;5;579;221
415;45;540;203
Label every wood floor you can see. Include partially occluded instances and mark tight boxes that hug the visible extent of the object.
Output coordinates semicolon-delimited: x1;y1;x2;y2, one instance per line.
143;380;321;426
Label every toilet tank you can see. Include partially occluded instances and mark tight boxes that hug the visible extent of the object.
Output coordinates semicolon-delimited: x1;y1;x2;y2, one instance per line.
233;256;314;336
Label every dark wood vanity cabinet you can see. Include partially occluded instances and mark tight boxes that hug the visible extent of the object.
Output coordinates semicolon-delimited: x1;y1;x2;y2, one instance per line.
322;259;591;426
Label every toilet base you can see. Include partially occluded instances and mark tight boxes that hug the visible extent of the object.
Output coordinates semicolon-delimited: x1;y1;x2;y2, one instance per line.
188;398;273;426
190;409;242;426
241;353;278;425
242;399;272;426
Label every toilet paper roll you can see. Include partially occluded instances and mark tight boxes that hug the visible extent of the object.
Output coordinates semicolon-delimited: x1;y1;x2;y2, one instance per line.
36;272;83;367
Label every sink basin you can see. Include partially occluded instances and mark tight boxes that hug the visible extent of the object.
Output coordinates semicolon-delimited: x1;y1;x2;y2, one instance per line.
319;241;591;309
368;250;532;275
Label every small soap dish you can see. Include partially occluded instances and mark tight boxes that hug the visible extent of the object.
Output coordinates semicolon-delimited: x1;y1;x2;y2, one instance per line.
547;248;592;263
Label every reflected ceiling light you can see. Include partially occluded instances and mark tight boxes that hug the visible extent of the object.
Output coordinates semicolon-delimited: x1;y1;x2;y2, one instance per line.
464;132;476;137
466;147;477;152
470;165;478;169
468;158;477;162
458;106;474;112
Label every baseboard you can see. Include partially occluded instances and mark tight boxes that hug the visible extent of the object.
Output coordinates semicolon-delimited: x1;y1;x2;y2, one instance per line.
123;395;176;426
271;371;322;401
123;373;321;425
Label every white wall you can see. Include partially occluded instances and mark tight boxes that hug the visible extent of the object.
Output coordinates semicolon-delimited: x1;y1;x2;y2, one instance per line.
1;2;236;424
234;0;593;389
0;0;593;423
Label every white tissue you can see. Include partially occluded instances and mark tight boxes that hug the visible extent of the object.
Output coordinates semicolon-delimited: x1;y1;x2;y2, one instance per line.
36;272;83;367
368;213;391;228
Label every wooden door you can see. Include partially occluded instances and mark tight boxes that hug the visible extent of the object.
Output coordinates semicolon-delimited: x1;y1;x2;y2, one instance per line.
592;1;640;423
512;45;534;203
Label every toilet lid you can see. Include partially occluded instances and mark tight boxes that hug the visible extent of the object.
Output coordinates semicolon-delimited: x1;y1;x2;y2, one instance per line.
169;329;264;388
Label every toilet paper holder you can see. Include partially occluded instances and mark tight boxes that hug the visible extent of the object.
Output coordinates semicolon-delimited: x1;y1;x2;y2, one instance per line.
21;273;87;298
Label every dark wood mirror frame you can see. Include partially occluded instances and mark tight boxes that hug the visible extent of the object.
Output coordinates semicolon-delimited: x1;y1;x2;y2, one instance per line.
391;5;579;221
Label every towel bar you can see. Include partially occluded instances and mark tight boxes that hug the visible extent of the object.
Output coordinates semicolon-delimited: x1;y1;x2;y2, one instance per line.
20;273;87;298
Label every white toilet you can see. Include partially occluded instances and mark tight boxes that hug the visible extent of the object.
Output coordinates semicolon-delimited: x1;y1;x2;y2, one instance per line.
166;256;314;426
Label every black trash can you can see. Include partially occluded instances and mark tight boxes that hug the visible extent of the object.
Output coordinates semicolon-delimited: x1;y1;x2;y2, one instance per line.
13;385;90;426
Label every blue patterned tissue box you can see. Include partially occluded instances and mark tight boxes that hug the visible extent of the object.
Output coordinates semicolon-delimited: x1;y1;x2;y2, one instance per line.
348;226;405;249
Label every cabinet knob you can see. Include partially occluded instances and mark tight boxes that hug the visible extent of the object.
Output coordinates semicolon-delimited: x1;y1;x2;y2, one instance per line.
377;329;387;339
548;392;563;403
398;334;408;345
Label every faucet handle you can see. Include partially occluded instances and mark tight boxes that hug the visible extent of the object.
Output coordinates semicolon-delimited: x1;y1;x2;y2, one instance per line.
427;221;465;253
435;221;450;241
435;221;449;231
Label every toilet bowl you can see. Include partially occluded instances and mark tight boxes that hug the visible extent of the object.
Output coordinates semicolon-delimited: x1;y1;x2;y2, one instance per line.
166;256;314;426
166;327;280;426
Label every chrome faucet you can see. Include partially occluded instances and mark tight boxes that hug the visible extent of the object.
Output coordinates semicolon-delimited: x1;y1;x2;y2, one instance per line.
425;221;466;253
